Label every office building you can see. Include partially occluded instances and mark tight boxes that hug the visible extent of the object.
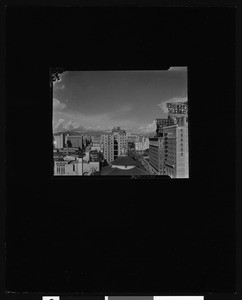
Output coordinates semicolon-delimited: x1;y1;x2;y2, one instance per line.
102;127;128;164
163;116;189;178
66;135;83;148
89;149;101;162
53;133;68;149
148;101;189;178
148;137;165;175
128;141;135;154
135;137;149;151
155;117;174;137
91;135;102;151
126;134;140;143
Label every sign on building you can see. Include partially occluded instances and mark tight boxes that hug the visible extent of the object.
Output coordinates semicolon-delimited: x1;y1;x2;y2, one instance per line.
166;102;188;117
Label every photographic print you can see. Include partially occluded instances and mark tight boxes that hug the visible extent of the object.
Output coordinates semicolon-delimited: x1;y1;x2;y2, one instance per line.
52;68;189;178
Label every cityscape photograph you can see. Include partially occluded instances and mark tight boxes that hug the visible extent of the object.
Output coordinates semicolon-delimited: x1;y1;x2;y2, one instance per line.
52;68;189;178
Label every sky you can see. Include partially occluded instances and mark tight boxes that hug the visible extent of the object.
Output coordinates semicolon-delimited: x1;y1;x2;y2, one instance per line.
53;67;187;134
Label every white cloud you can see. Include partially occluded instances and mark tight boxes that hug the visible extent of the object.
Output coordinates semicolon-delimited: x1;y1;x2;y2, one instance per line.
53;98;66;111
53;109;141;132
158;96;187;114
117;104;132;113
53;118;83;132
138;120;156;133
63;120;81;131
53;118;65;131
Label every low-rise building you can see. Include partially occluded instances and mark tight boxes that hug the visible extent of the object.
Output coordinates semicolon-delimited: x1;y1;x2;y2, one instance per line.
101;156;149;176
54;156;100;176
54;157;83;175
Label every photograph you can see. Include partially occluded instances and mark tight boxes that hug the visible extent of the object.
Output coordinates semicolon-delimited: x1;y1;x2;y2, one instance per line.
52;68;189;178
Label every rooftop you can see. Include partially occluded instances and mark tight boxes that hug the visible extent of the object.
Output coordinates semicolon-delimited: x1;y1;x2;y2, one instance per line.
101;165;149;176
111;156;139;167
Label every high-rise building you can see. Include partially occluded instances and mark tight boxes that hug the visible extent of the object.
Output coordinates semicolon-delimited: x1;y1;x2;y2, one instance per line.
53;133;68;149
163;116;189;178
155;117;175;137
149;102;189;178
135;137;149;151
148;137;165;175
91;135;102;151
102;127;128;164
66;135;83;148
127;134;140;143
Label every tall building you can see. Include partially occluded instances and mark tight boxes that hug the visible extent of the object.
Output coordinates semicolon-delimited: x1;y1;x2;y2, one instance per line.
148;137;165;175
155;117;174;137
128;141;135;154
149;101;189;178
163;116;189;178
102;127;128;164
91;135;102;151
53;133;68;149
66;135;83;148
135;137;149;151
89;149;101;162
127;134;140;143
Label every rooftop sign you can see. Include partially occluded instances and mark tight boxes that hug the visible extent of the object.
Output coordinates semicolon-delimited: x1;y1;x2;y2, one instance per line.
166;102;188;117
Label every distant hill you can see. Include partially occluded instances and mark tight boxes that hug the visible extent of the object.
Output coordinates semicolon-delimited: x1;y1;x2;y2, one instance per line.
53;129;107;136
53;129;156;137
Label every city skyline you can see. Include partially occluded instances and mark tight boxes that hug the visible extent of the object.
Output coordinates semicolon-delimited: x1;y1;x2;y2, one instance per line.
53;67;187;134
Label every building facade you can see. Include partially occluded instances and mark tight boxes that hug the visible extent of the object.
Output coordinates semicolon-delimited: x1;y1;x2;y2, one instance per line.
126;134;140;143
148;137;165;175
102;127;128;164
54;157;83;175
66;135;83;148
53;133;68;149
149;108;189;178
54;156;100;176
155;117;175;137
163;116;189;178
91;135;102;151
135;137;149;151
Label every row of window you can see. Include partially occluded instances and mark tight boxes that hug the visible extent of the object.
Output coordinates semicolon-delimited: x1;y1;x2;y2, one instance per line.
56;166;65;174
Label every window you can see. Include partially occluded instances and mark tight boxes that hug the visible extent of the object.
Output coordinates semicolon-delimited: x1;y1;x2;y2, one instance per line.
181;153;183;157
181;148;183;152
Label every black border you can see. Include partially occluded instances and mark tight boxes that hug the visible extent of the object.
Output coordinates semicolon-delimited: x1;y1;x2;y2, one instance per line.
2;1;240;299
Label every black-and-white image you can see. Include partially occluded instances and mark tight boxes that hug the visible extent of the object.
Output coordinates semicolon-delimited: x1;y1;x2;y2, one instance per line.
52;68;189;177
